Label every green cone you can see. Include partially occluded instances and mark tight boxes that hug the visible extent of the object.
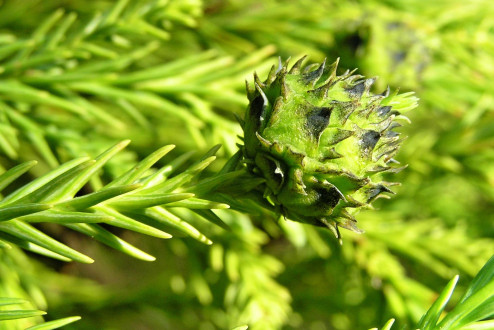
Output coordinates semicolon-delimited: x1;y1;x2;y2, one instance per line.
241;57;418;238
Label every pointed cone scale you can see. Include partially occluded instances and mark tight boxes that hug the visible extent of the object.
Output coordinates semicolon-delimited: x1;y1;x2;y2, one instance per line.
281;56;292;70
254;82;269;109
245;80;255;101
326;57;340;82
265;64;278;85
233;113;245;127
256;132;272;148
322;147;343;160
280;74;290;99
289;55;307;74
302;58;326;86
308;81;331;98
338;215;364;234
380;86;391;97
266;96;284;127
253;71;265;89
319;217;340;238
276;56;284;73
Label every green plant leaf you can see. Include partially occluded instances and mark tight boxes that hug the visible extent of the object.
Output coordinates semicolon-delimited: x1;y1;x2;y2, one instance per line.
63;223;156;261
0;231;72;261
418;275;459;330
55;184;141;211
0;203;52;222
0;297;27;306
164;198;230;210
25;316;81;330
0;157;90;205
0;309;46;321
437;255;494;329
107;145;175;187
108;192;194;209
143;207;212;245
0;160;37;193
0;220;93;263
93;205;172;238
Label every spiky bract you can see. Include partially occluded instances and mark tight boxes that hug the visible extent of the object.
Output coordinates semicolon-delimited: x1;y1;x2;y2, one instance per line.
242;57;418;238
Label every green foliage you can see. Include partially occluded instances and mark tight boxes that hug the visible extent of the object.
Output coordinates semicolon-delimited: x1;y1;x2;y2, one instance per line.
0;0;493;329
0;296;79;330
0;298;46;321
376;254;494;330
0;141;234;265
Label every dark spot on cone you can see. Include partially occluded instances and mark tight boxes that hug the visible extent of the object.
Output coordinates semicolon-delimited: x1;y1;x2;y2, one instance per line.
302;59;326;86
366;184;393;202
384;130;399;138
255;153;285;194
315;185;343;209
377;106;392;117
250;95;265;122
361;130;381;152
306;106;332;141
345;81;365;98
322;147;343;160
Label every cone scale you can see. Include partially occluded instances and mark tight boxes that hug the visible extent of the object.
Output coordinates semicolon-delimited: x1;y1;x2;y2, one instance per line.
241;57;418;238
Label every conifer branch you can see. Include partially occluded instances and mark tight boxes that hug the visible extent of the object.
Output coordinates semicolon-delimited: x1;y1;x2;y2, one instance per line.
0;141;235;262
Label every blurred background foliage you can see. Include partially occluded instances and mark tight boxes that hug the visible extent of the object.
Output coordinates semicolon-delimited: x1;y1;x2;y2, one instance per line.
0;0;493;329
